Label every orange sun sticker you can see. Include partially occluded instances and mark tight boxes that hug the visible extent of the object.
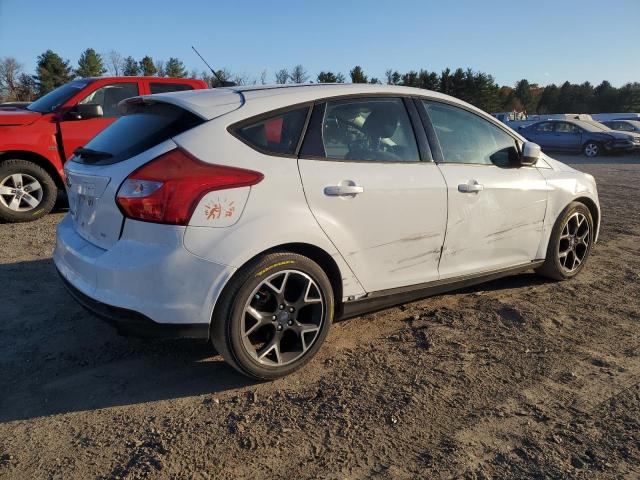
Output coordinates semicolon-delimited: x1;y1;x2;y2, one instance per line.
204;198;235;221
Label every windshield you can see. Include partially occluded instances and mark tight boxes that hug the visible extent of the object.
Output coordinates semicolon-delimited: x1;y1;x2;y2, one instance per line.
27;79;91;113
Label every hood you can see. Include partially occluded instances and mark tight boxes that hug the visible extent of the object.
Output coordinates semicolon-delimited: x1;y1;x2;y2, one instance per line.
541;154;579;173
0;109;42;126
604;129;638;141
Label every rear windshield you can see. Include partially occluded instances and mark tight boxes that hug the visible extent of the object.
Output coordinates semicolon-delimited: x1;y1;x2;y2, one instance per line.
72;103;203;165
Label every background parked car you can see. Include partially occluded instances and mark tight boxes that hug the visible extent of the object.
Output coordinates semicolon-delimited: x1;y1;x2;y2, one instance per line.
0;101;31;109
519;119;640;157
600;119;640;134
0;76;208;223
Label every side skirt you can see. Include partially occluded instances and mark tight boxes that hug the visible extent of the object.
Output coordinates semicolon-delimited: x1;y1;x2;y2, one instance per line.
338;261;544;320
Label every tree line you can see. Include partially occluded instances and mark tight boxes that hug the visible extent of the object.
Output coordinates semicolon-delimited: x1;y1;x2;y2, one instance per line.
0;49;638;114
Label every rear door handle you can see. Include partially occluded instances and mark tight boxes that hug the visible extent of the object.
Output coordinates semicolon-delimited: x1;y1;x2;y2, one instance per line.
458;180;484;193
324;184;364;196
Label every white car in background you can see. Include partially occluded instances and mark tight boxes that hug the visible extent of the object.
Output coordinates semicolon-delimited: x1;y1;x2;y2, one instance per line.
54;84;600;379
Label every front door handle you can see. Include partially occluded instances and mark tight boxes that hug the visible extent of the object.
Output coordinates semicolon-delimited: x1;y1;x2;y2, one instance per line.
458;180;484;193
324;184;364;196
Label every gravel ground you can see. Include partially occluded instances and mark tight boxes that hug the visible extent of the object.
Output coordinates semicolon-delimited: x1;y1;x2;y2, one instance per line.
1;154;639;479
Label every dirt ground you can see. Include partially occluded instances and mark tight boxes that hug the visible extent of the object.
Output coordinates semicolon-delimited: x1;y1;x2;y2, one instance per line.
1;153;639;479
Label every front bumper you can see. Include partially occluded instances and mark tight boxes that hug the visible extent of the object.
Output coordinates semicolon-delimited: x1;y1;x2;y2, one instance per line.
54;215;236;338
605;140;640;152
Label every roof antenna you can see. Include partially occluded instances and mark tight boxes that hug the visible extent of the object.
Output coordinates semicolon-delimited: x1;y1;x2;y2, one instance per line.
191;46;236;87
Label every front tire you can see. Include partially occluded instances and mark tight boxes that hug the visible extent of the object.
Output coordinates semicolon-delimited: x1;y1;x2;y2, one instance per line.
583;141;599;158
535;202;593;280
0;159;57;222
211;252;334;380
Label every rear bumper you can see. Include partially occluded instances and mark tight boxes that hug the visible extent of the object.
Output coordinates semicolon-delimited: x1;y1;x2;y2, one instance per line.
58;270;209;338
54;214;236;337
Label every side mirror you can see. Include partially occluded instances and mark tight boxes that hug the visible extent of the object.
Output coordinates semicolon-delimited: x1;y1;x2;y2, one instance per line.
66;103;104;120
520;141;541;166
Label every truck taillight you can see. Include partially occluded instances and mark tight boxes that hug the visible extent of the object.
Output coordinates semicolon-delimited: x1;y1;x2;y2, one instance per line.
116;148;263;225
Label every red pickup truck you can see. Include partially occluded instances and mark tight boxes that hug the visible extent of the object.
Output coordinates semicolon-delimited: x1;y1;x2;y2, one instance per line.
0;76;208;222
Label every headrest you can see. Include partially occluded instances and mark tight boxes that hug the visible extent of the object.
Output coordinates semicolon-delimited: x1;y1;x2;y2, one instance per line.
362;103;400;139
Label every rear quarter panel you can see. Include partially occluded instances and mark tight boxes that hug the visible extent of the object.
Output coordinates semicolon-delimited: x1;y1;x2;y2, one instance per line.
175;115;367;300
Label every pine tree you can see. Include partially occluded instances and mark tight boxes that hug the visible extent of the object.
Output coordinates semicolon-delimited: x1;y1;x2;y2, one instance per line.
349;66;367;83
514;79;534;113
165;57;186;78
537;84;560;114
139;56;156;76
440;68;453;95
418;70;439;91
317;71;345;83
36;50;74;95
401;70;419;87
76;48;106;77
122;56;140;76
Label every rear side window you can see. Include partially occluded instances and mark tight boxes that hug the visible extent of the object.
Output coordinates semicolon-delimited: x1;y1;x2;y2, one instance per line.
555;122;580;133
150;83;194;94
319;97;420;162
235;107;309;155
73;103;203;165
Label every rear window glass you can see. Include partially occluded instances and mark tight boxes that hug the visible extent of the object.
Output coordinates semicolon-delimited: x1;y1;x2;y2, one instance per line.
236;107;309;155
150;83;194;94
73;103;203;165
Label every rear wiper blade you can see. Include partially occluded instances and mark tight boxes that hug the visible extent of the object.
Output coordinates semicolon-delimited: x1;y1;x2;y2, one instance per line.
74;147;113;160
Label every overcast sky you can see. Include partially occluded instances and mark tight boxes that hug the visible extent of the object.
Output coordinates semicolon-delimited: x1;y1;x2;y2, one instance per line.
1;0;638;87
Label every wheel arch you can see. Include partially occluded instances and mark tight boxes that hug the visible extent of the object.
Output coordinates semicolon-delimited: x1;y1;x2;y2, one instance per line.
574;195;600;241
208;242;345;340
0;150;64;189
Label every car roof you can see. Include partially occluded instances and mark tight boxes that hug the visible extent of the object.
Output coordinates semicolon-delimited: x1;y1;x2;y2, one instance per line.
82;76;203;82
140;83;494;122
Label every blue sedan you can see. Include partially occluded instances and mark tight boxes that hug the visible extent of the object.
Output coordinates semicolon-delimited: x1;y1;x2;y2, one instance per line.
519;119;640;157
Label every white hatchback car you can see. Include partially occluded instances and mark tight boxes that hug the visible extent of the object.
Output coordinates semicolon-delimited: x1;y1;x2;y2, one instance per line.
55;84;600;379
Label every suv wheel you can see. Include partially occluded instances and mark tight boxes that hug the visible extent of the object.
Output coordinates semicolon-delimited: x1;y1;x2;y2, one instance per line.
211;252;334;379
583;142;599;157
535;202;593;280
0;159;57;222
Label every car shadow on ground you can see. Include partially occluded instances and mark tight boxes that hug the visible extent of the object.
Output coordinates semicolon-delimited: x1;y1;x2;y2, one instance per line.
0;259;256;423
0;258;550;423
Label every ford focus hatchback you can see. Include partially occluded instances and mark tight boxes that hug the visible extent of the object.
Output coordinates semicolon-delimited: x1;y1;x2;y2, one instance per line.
55;84;600;379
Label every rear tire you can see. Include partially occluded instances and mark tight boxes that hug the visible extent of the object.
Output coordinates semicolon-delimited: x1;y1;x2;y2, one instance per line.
583;141;599;158
535;202;593;281
0;159;57;222
211;252;334;380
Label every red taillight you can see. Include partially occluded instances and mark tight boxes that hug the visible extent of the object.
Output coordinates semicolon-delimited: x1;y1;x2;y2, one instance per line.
116;148;263;225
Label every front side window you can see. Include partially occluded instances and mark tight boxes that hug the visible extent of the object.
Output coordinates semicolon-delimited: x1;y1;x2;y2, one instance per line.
236;107;309;155
422;100;518;166
78;82;139;117
555;122;580;133
150;83;194;94
320;97;419;162
614;122;633;131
